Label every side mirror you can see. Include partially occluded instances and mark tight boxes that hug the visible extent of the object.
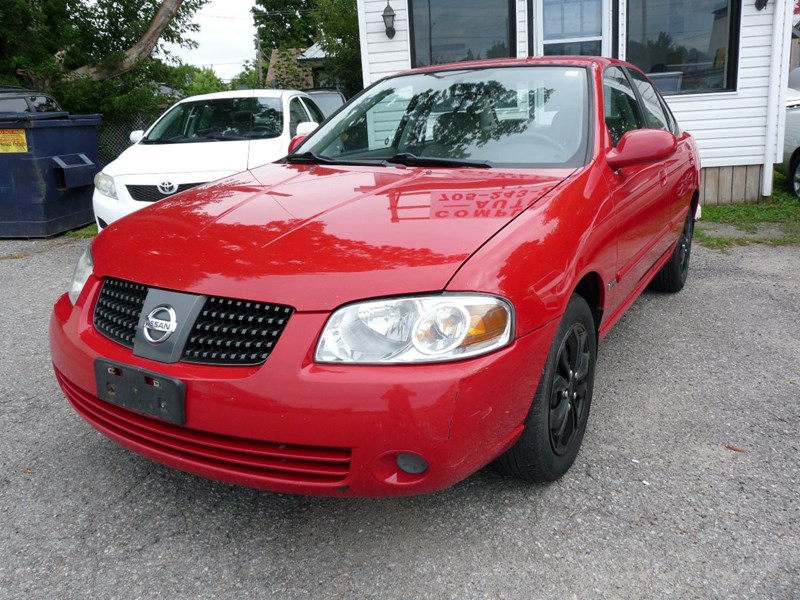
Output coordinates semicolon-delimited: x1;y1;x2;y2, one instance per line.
606;129;677;169
129;130;144;144
296;121;318;136
288;135;307;154
288;122;318;154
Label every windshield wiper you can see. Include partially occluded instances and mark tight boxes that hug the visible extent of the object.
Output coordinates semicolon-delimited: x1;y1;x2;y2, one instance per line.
384;152;492;169
284;151;387;166
140;136;218;144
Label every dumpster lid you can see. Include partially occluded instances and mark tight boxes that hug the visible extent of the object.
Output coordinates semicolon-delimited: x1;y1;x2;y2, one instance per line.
0;111;70;123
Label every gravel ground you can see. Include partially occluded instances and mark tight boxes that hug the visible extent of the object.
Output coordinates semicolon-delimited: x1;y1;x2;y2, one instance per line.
0;237;798;599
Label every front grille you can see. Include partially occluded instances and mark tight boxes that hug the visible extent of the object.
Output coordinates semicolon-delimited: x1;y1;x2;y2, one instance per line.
126;183;200;203
183;297;293;366
55;368;352;487
93;278;294;366
93;278;147;348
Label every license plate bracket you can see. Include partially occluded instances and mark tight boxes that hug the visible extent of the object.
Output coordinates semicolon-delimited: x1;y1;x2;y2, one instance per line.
94;359;186;425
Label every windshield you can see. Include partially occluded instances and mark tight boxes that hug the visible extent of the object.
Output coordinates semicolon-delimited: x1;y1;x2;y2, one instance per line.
296;66;589;168
144;97;284;143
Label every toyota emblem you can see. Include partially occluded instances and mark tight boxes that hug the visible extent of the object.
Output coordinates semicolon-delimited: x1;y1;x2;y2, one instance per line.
157;181;179;195
143;305;178;344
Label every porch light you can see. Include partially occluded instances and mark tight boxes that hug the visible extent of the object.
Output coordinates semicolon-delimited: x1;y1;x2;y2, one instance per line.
383;1;396;39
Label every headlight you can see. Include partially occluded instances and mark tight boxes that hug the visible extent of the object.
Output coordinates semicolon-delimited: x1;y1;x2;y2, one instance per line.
68;247;94;304
315;294;513;364
93;171;117;199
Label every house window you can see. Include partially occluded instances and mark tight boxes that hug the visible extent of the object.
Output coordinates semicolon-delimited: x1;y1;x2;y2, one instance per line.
409;0;516;67
542;0;604;56
625;0;740;95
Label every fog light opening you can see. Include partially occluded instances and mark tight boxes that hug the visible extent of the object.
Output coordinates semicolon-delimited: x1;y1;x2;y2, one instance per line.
396;452;429;475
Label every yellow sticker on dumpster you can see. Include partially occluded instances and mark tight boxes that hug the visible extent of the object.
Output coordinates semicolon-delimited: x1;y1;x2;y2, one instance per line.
0;129;28;153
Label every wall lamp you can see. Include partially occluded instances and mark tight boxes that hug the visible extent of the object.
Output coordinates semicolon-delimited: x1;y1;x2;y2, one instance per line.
383;1;396;39
754;0;768;10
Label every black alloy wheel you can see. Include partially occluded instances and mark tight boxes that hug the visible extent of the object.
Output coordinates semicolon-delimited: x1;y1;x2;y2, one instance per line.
494;294;596;482
549;322;592;456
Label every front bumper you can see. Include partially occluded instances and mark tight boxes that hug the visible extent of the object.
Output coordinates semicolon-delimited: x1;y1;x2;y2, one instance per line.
49;279;556;496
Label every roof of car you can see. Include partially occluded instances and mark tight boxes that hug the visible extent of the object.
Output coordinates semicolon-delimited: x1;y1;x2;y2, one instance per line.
178;89;308;103
0;86;50;95
392;56;625;79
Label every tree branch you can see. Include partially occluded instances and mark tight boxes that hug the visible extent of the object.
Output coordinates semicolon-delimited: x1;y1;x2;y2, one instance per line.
70;0;187;81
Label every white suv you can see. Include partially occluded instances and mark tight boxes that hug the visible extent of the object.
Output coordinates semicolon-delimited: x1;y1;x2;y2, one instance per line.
93;89;323;228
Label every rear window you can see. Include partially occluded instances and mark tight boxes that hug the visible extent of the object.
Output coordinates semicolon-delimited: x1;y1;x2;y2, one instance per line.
30;95;61;112
0;98;30;112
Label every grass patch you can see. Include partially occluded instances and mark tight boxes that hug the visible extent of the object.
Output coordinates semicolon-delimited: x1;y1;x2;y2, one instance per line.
65;223;98;238
697;172;800;247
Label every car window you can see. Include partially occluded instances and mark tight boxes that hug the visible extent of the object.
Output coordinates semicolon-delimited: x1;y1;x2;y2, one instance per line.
0;97;30;112
289;98;309;137
299;66;590;168
253;97;284;137
30;95;61;112
301;98;325;123
144;97;286;143
603;66;644;147
307;92;345;117
626;69;671;132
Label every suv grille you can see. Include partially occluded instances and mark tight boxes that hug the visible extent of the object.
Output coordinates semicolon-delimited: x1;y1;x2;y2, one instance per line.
126;183;201;203
93;278;294;366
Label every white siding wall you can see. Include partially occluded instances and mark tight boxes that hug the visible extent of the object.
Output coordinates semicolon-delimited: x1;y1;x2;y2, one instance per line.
358;0;412;87
516;0;528;58
663;3;789;170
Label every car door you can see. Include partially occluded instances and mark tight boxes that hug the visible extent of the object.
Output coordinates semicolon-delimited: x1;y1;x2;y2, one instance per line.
288;97;311;139
627;67;697;255
602;65;674;315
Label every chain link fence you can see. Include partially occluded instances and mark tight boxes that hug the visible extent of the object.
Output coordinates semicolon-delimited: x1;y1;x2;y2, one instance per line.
96;115;152;167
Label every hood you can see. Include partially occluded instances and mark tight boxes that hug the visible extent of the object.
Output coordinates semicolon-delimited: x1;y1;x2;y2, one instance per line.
104;139;263;178
93;163;571;311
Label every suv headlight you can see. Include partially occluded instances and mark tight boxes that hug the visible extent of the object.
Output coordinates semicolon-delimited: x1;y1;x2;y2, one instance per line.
94;171;117;199
315;294;513;364
68;247;94;304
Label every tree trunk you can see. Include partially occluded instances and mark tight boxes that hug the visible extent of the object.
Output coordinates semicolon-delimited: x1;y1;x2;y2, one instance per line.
71;0;186;81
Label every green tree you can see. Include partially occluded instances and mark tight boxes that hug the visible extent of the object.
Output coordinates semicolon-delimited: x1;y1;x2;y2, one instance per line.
0;0;209;119
183;66;227;96
253;0;315;51
230;59;262;89
312;0;362;97
0;0;207;88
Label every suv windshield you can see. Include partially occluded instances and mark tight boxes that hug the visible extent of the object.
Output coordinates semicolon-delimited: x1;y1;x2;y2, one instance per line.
144;97;284;143
296;66;589;168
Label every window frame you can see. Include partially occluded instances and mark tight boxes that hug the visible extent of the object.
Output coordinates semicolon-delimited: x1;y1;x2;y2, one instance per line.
408;0;517;68
618;0;741;96
536;0;612;57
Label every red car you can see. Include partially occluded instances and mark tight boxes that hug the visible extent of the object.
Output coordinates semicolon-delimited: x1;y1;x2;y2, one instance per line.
50;57;700;496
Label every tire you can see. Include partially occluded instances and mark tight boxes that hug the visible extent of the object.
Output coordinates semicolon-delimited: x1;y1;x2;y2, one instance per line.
791;157;800;197
495;294;597;482
649;208;694;293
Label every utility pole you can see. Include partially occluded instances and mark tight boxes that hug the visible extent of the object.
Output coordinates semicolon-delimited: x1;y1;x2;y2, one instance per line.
255;32;263;87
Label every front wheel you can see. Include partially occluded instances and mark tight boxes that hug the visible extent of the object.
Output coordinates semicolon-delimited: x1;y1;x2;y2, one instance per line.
494;294;597;482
